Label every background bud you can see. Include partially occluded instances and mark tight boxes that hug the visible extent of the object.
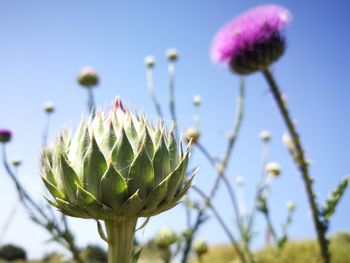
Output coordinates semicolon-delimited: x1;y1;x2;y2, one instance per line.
144;56;155;68
43;101;55;113
259;130;271;142
154;227;178;249
165;48;178;61
265;162;281;177
193;239;208;257
185;127;200;144
11;157;22;167
286;200;296;211
193;95;202;106
77;67;99;88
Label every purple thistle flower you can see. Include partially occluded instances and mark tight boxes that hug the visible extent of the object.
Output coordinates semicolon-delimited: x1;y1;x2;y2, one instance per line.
0;129;13;143
211;4;292;74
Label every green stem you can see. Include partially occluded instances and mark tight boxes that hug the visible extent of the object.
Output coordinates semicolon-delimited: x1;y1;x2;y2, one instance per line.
262;68;330;263
168;62;177;133
105;218;137;263
87;88;95;114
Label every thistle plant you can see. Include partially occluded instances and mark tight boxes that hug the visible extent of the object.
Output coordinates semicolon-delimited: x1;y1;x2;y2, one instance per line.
211;4;349;263
41;97;194;263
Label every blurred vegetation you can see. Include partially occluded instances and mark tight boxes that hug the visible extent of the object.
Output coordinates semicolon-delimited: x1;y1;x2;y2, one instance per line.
0;232;349;263
0;244;27;261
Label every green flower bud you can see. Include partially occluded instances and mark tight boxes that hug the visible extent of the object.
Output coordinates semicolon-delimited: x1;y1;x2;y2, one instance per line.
154;227;178;249
78;67;99;88
193;238;208;257
40;97;194;220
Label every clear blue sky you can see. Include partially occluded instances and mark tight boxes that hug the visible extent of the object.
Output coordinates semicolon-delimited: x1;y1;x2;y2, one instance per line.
1;0;350;259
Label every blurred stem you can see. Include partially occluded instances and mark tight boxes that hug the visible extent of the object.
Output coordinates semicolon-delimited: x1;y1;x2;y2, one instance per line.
263;209;278;245
168;62;178;135
1;144;85;263
87;88;95;114
105;218;137;263
42;113;52;146
247;142;269;237
181;79;251;263
0;204;18;245
262;67;330;263
192;186;247;263
146;67;163;118
209;77;245;199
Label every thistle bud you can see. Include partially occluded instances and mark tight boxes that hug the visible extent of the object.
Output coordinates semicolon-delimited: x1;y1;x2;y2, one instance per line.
0;129;12;143
286;200;296;211
282;132;294;151
154;227;178;249
166;48;178;62
77;67;99;88
259;130;271;142
43;101;55;113
11;157;22;167
40;97;194;220
193;95;202;106
185;127;200;144
265;162;281;177
144;56;155;68
193;239;208;257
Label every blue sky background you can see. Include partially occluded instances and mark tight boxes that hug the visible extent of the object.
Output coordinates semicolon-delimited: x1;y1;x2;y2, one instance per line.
0;0;350;259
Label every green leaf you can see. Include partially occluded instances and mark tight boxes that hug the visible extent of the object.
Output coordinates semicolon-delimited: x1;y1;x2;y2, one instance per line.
100;120;117;158
92;113;104;144
164;150;189;201
124;113;138;152
42;176;65;200
137;127;154;159
100;163;128;209
132;247;143;263
153;134;171;185
128;143;155;199
144;178;168;212
40;152;56;185
120;190;143;216
167;128;179;170
76;183;101;208
69;122;90;177
111;128;134;177
56;152;80;203
323;176;349;220
83;134;107;200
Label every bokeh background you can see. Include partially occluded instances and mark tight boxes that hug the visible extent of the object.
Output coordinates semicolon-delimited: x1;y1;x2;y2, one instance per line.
0;0;349;259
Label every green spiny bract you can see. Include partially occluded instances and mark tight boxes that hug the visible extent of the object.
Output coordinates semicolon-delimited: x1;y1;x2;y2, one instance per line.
40;97;193;220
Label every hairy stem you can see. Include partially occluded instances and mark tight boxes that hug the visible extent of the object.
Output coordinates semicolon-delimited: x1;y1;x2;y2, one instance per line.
262;68;330;263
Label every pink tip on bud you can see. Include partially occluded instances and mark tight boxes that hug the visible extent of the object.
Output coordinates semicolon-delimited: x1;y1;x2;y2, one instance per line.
114;97;126;113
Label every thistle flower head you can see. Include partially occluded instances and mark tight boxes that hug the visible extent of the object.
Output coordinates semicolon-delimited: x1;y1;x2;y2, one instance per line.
44;101;55;113
78;67;99;88
40;97;194;220
259;130;271;142
144;56;156;68
166;48;179;62
185;127;200;144
0;129;12;143
265;162;281;177
211;5;291;74
154;227;178;248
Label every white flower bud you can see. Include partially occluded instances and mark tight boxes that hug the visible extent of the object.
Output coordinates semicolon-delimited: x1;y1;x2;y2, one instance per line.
144;55;155;68
165;48;178;61
265;162;281;177
193;95;202;106
43;101;55;113
259;130;271;142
